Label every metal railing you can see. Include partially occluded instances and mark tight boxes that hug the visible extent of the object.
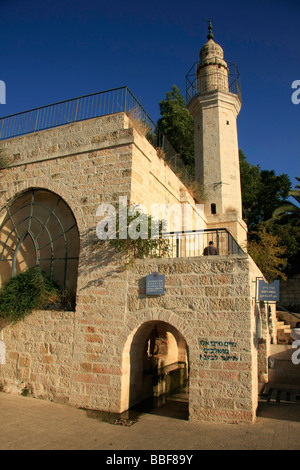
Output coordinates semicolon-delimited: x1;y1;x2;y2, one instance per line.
0;86;128;140
0;86;191;185
160;228;244;258
186;60;242;105
276;305;300;322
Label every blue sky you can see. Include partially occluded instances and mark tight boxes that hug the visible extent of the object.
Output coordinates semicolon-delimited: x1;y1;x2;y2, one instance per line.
1;0;299;187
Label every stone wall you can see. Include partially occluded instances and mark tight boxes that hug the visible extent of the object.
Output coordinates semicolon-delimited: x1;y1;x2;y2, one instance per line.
0;253;261;424
0;311;74;401
0;113;266;424
123;255;259;423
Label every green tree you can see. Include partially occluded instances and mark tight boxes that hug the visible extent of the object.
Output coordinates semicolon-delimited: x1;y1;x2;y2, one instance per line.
239;150;291;231
258;170;291;221
247;225;287;282
157;85;194;170
266;220;300;277
239;149;261;226
272;177;300;226
239;151;299;277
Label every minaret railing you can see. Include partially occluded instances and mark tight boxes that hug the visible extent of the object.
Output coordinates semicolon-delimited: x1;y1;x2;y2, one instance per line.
186;60;241;105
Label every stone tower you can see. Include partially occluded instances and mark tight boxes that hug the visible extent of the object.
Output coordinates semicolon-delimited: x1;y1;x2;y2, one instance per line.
187;22;247;246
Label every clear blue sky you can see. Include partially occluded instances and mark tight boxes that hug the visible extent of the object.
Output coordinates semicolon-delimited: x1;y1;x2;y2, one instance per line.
1;0;299;187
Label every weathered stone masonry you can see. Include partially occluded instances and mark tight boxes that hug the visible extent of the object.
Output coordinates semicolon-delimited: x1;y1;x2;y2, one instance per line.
1;253;260;423
0;108;270;424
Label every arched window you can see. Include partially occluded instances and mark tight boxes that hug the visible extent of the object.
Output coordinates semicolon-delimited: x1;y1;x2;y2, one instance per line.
0;189;80;308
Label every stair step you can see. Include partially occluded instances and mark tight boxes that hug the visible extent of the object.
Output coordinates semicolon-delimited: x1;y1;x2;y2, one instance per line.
268;344;300;385
268;370;300;383
276;317;293;344
277;329;292;336
270;344;292;354
260;385;300;405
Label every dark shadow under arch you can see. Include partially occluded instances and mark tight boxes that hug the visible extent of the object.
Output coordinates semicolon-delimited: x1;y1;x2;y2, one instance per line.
127;320;189;420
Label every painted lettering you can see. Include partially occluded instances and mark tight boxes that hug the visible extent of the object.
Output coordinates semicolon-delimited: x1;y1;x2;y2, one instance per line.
199;338;238;361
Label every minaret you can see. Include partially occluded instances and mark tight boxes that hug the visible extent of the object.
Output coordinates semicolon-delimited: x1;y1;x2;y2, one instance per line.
187;22;247;247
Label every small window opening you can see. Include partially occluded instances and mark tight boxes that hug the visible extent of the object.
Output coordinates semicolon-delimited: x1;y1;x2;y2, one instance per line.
211;203;216;215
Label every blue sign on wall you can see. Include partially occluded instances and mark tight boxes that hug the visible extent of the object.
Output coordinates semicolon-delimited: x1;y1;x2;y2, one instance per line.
257;279;279;301
146;272;165;296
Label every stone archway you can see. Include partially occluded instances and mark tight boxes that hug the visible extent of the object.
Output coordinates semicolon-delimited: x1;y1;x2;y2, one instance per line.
120;318;190;418
0;187;80;306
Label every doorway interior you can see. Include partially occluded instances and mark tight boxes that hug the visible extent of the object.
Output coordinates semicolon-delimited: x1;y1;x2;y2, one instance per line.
128;320;189;420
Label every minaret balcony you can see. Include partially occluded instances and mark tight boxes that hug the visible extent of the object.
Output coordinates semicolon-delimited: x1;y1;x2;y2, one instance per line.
186;60;242;105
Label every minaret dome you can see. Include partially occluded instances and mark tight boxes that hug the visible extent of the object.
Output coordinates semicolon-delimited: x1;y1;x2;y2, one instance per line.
197;22;229;94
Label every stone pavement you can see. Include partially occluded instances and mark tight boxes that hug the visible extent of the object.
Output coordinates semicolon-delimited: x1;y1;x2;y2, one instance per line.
0;391;300;451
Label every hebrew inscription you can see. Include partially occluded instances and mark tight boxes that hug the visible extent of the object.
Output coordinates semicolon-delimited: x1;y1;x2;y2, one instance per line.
199;339;239;362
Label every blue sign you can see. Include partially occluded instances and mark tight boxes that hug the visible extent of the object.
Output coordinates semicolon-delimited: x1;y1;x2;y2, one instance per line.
257;279;279;301
146;272;165;296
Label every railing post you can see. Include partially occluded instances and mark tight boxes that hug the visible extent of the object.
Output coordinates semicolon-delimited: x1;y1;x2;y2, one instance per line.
34;109;40;132
176;236;180;258
227;230;231;254
74;98;79;122
124;87;127;113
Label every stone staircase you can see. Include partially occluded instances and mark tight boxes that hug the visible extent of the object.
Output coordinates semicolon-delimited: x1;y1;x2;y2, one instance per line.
260;344;300;405
268;344;300;387
276;320;293;345
276;308;300;345
259;310;300;405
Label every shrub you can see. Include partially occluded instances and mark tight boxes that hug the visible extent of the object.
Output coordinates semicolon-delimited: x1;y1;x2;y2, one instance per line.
0;266;61;323
109;208;170;268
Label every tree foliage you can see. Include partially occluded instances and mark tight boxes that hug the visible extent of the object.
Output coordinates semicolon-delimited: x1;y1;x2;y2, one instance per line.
247;225;287;282
239;150;299;278
273;177;300;226
239;150;291;231
157;85;194;171
239;150;261;227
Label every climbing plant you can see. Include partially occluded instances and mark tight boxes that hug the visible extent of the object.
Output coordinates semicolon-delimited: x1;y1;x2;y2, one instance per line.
94;203;170;268
109;207;170;267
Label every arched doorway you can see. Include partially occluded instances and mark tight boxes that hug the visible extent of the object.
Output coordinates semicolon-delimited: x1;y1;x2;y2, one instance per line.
124;320;189;419
0;188;80;308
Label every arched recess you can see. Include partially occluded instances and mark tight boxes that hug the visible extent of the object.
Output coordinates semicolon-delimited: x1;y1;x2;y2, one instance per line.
120;319;189;416
0;188;80;307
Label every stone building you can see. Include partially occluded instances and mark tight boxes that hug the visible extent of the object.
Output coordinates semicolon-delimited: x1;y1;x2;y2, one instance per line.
0;27;275;423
